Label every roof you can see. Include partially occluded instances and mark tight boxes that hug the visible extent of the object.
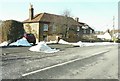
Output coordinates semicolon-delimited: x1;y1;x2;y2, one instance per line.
23;12;79;26
78;22;88;26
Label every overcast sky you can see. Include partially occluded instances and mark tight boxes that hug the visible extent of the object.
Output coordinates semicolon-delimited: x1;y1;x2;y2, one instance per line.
0;0;119;31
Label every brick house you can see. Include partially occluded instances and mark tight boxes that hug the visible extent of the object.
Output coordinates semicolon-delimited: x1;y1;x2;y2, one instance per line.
23;4;94;43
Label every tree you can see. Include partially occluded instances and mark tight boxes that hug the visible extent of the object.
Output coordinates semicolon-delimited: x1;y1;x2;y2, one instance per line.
49;15;66;35
62;9;71;17
48;9;75;41
62;9;72;38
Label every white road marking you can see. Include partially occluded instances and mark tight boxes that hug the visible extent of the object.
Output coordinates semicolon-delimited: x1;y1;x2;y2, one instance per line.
22;50;109;77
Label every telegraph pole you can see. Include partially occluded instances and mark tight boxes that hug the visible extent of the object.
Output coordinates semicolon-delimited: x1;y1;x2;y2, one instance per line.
112;16;115;42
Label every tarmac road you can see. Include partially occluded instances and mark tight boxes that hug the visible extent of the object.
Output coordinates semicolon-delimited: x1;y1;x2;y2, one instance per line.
1;44;118;79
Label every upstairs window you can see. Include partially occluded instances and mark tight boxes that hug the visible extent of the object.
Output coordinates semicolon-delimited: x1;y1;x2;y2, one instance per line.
43;24;48;31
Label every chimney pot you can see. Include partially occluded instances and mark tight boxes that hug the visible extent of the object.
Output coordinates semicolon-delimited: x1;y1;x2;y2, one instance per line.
29;4;34;20
75;17;79;22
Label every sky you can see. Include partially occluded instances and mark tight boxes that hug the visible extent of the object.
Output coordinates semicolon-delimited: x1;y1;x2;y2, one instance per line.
0;0;119;31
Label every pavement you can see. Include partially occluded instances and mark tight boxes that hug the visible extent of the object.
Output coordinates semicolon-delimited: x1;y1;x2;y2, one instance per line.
1;44;119;79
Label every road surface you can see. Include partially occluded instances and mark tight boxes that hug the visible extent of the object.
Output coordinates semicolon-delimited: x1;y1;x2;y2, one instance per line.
1;44;118;79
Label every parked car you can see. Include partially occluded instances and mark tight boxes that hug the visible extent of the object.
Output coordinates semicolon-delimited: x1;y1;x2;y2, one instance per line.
24;33;36;45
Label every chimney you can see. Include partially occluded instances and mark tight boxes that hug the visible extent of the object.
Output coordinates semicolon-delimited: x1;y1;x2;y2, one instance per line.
29;4;34;20
75;17;79;22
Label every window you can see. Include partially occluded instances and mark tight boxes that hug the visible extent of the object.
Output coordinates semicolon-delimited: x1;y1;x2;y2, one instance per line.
90;30;93;34
43;24;48;31
83;29;86;34
77;26;80;31
52;24;56;32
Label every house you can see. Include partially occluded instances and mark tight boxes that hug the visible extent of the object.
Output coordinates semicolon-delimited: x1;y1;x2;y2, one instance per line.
114;33;120;39
23;4;79;42
74;18;95;40
97;30;112;40
23;4;95;43
77;21;95;35
110;29;120;40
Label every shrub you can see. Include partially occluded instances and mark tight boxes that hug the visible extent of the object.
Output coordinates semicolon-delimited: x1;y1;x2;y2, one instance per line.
0;20;25;42
116;39;120;43
81;35;104;42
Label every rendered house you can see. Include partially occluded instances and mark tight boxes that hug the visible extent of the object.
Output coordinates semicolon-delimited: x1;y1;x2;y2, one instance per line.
97;30;112;40
23;4;95;42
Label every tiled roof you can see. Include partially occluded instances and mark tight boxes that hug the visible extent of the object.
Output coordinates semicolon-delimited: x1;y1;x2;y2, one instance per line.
23;13;44;22
23;13;79;26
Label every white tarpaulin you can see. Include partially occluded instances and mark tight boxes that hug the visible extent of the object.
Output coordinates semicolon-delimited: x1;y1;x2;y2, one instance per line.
10;37;31;46
0;41;8;46
58;39;117;47
58;39;70;44
29;42;59;53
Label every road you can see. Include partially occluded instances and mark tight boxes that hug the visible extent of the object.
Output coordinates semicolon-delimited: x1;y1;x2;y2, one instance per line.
1;44;118;79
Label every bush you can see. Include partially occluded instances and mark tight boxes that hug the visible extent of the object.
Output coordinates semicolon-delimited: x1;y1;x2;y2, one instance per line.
116;39;120;43
80;35;111;42
81;35;97;42
0;20;25;42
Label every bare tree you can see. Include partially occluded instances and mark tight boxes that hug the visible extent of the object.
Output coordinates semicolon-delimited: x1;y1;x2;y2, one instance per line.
62;9;71;17
62;9;72;38
49;14;66;35
49;9;73;39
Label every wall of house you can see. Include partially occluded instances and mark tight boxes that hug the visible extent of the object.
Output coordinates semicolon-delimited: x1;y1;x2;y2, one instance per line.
23;23;40;43
23;22;95;43
81;28;94;35
0;32;2;43
39;23;62;42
